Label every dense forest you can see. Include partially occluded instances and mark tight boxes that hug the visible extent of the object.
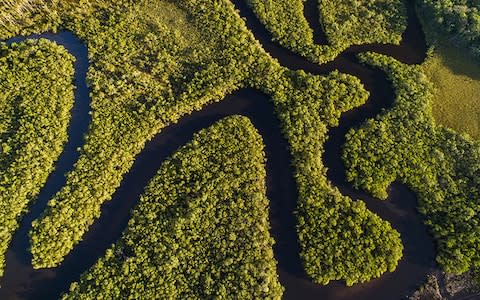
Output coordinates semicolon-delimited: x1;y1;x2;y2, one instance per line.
62;116;284;299
343;53;480;275
0;39;74;277
8;0;405;286
251;69;404;285
29;0;259;269
246;0;406;64
417;0;480;58
0;0;62;37
0;0;479;296
319;0;406;46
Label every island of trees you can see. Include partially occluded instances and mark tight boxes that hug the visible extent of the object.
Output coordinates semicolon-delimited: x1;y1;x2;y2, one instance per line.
0;0;479;298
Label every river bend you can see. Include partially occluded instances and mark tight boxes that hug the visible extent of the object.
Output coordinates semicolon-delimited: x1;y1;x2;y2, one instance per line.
0;1;436;299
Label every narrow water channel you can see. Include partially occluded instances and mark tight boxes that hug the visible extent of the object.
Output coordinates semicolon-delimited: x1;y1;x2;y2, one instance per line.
232;0;436;299
0;87;297;300
0;1;437;299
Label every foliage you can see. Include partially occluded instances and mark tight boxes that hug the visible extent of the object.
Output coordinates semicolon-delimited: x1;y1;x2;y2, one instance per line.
245;0;339;64
319;0;406;46
0;39;74;277
343;52;480;275
62;116;284;299
0;0;138;39
417;0;480;58
0;0;61;38
422;38;480;139
29;0;253;268
252;69;404;286
245;0;406;64
27;0;404;286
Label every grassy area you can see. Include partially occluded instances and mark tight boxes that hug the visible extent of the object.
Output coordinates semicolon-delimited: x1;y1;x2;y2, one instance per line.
422;42;480;140
0;0;39;23
343;53;480;275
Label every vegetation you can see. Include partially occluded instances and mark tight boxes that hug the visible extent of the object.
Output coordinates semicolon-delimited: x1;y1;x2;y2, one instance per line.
245;0;407;64
343;52;480;275
62;116;283;299
25;0;404;286
319;0;406;46
421;38;480;139
0;39;74;278
0;0;62;37
29;0;256;269
3;0;480;295
252;69;404;285
245;0;339;63
417;0;480;58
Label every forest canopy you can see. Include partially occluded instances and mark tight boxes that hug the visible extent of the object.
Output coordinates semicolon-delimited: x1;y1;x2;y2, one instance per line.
418;0;480;58
319;0;406;46
245;0;406;64
62;116;284;299
7;0;477;292
0;38;74;278
1;0;408;287
343;53;480;275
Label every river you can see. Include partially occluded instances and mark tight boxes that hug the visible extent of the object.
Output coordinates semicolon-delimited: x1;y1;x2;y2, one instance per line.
0;1;437;299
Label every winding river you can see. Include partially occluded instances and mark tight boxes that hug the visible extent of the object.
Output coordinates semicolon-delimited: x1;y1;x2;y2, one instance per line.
0;1;438;299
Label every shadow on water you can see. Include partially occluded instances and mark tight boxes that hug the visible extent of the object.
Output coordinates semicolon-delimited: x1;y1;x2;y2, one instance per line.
302;0;328;45
0;0;438;299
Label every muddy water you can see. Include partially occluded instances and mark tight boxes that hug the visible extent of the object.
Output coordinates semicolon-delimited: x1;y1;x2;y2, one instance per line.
1;1;436;299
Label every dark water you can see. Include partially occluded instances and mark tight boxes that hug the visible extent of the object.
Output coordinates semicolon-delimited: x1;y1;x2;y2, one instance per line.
0;1;438;299
232;1;436;299
0;32;92;298
303;0;328;45
0;87;297;299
